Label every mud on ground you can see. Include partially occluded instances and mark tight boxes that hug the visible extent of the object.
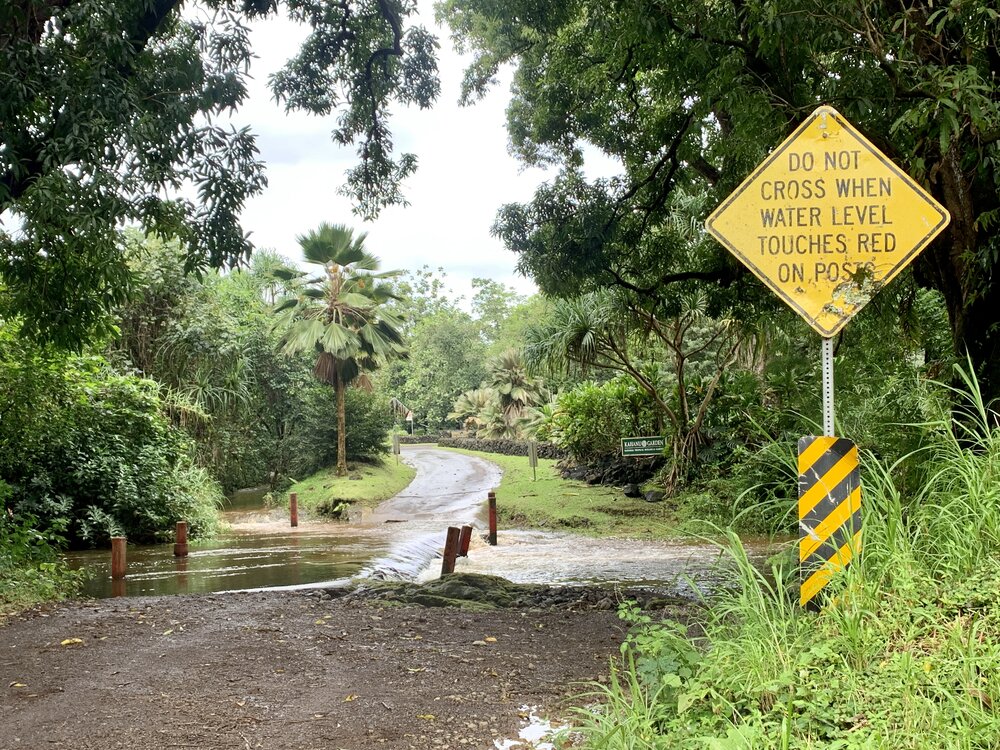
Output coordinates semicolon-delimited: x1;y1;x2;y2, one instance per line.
1;578;692;750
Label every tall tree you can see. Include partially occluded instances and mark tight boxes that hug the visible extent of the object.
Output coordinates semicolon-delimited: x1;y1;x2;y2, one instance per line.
1;0;438;346
275;223;406;476
442;0;1000;406
388;308;488;430
471;277;523;349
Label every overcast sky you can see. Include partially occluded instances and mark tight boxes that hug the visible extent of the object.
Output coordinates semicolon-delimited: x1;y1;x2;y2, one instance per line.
229;0;618;304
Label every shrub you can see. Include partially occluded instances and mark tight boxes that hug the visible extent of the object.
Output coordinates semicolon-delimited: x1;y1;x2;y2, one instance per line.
0;344;223;547
552;378;660;462
281;385;391;480
0;510;84;609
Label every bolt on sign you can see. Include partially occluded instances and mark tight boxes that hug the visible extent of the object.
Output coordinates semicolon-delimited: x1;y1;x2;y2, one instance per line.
621;436;666;457
705;105;950;337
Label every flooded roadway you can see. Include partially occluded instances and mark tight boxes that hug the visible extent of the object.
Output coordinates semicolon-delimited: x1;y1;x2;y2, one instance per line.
67;446;783;598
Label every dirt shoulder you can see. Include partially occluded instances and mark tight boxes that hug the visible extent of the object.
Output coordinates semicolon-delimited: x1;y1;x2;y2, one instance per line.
1;583;663;750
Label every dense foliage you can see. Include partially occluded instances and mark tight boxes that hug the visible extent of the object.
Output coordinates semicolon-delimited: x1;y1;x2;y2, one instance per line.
0;335;223;547
550;378;659;462
115;237;394;492
282;387;392;480
570;369;1000;749
1;0;439;347
380;269;548;433
442;0;1000;407
1;233;399;561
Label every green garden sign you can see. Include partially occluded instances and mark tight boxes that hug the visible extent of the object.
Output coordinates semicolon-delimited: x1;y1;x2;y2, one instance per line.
621;436;666;457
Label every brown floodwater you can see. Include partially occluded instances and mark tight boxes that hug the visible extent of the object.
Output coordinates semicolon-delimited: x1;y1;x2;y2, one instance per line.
66;520;389;598
66;447;791;599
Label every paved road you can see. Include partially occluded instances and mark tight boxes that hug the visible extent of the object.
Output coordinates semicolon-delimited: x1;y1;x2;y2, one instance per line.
355;446;502;580
370;446;502;524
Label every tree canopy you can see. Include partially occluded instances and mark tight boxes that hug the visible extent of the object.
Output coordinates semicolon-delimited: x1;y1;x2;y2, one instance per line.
441;0;1000;401
0;0;438;346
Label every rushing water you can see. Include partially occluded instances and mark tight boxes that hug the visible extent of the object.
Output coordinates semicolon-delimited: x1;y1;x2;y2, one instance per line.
66;447;789;599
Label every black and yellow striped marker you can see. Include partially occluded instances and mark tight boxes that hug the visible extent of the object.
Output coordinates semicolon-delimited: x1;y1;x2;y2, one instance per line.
798;436;862;607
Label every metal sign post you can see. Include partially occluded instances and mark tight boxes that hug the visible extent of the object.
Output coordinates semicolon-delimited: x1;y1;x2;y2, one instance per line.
822;338;835;436
705;104;952;607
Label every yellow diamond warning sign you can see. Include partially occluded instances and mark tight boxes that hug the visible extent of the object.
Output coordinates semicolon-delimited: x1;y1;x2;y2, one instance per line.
706;106;950;337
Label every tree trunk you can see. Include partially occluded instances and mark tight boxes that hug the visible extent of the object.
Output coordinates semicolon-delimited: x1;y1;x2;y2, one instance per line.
919;141;1000;415
956;283;1000;416
336;368;348;477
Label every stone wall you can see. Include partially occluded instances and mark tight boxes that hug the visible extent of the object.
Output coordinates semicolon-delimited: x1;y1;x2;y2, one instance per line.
558;454;664;486
436;437;566;460
396;432;451;445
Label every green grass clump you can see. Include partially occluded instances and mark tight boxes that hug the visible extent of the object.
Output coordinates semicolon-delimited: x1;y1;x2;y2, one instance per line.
564;363;1000;749
1;515;83;618
282;458;415;518
440;447;683;539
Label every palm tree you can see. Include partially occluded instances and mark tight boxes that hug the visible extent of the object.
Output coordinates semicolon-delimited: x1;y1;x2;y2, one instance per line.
447;388;496;433
485;348;548;438
274;223;407;476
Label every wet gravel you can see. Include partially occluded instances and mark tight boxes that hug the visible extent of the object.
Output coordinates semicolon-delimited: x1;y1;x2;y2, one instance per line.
1;582;696;750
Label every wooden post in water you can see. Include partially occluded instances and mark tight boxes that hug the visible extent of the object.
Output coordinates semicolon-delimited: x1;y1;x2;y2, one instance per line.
173;521;189;557
458;525;473;557
290;492;299;528
488;491;497;546
111;536;127;580
441;526;461;575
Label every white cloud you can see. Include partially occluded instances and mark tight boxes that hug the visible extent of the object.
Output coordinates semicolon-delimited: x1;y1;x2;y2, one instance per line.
230;0;620;304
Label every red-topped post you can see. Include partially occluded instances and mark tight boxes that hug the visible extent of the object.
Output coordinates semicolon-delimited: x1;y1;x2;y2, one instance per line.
458;525;473;557
111;537;127;580
488;491;497;546
441;526;461;575
173;521;189;557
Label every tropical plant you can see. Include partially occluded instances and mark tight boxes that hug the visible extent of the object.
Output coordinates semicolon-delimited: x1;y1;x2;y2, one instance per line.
274;223;407;476
447;388;497;432
486;348;549;430
521;398;559;442
526;290;742;490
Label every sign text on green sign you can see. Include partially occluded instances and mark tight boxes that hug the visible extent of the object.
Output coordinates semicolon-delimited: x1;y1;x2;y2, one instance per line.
621;436;666;456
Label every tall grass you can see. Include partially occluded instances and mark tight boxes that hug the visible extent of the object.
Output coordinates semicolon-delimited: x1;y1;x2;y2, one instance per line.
566;362;1000;749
